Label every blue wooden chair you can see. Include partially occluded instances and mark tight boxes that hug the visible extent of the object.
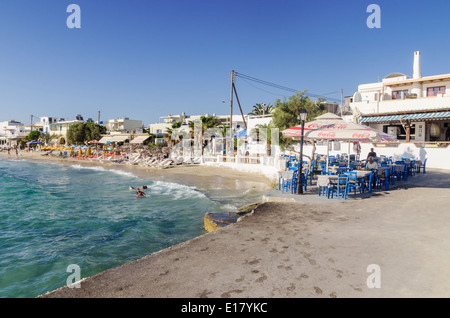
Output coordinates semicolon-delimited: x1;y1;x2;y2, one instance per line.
282;170;297;193
417;158;427;174
376;169;390;191
344;172;362;198
329;176;348;200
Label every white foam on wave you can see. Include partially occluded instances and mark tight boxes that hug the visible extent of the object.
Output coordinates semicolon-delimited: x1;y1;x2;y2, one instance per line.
221;203;239;211
150;180;207;200
68;164;138;178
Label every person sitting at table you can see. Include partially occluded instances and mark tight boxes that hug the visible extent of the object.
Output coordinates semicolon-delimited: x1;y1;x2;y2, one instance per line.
366;156;379;189
366;156;379;171
367;148;377;159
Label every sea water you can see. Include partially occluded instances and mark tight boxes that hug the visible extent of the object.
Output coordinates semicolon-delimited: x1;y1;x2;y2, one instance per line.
0;159;262;298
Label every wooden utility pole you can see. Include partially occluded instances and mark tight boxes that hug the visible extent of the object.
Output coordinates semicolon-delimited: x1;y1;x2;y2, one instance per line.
229;70;235;156
232;82;247;130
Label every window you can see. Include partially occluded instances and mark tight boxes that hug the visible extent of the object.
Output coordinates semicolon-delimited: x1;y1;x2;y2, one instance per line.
427;86;446;97
392;90;408;100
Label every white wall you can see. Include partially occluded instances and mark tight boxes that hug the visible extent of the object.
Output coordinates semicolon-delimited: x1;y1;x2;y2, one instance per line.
299;142;449;170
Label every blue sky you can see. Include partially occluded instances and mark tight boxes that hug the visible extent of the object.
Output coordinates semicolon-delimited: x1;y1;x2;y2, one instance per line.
1;0;450;126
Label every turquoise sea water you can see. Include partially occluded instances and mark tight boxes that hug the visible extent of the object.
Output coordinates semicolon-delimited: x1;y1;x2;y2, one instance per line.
0;159;253;298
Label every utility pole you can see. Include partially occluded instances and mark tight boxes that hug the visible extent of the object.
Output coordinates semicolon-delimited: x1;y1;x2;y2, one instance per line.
30;115;33;132
98;111;101;124
229;70;235;156
340;89;343;116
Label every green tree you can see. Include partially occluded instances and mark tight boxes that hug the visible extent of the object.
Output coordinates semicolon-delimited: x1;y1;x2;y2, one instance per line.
26;130;41;141
250;123;276;156
171;121;182;129
67;122;107;145
271;91;327;150
188;116;223;154
248;103;273;116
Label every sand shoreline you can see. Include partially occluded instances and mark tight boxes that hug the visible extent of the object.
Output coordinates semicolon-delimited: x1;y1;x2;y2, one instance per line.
6;151;274;194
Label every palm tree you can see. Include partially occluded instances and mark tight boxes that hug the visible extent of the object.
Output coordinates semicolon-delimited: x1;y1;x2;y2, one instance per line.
250;123;275;156
248;103;274;116
188;116;223;154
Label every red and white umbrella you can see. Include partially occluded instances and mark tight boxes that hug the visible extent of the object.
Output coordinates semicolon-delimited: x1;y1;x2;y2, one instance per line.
282;113;397;170
282;113;397;142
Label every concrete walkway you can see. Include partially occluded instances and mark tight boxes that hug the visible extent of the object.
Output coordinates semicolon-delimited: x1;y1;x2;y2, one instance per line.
41;169;450;298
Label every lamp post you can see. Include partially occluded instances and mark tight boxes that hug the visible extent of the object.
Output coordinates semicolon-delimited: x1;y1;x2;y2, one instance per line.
296;108;308;194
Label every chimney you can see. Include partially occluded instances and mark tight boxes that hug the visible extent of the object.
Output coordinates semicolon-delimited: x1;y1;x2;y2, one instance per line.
413;51;422;79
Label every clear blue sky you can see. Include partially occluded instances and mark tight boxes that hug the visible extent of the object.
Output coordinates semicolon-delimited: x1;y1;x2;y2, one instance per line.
1;0;450;126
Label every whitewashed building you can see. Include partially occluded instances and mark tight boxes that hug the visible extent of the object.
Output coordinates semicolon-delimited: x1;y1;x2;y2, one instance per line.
0;120;26;147
106;117;144;134
350;51;450;142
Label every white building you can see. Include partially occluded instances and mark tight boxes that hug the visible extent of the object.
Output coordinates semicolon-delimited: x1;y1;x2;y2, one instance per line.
350;51;450;142
48;119;84;145
38;117;59;134
148;112;249;144
0;120;26;147
106;117;144;134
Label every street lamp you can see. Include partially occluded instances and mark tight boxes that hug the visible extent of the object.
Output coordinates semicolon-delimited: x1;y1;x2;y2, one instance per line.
296;108;308;194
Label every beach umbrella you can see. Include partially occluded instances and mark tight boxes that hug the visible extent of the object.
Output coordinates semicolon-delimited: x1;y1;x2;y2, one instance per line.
70;148;74;156
86;147;92;156
26;140;42;145
78;148;83;156
88;140;99;144
282;113;397;142
282;113;397;170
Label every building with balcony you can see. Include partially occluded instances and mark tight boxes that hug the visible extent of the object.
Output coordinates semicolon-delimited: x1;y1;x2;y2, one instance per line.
350;51;450;142
106;117;144;134
48;120;84;145
0;120;26;147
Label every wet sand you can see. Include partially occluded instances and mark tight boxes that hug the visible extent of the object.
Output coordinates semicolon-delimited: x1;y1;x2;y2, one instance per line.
37;161;450;298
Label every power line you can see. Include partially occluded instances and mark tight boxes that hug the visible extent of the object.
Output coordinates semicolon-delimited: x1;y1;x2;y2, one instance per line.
234;71;341;103
239;77;289;97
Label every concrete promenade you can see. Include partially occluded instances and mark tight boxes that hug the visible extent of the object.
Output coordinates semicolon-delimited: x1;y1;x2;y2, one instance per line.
42;169;450;298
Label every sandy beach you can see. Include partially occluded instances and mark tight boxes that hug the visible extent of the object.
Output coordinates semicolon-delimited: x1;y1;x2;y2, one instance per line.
19;149;448;298
11;151;273;195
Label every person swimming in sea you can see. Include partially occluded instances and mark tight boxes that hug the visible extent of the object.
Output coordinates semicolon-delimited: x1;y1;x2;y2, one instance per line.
129;185;148;191
136;189;146;197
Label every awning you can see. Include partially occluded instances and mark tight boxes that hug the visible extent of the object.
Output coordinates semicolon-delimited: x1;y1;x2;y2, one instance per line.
402;111;450;120
360;115;405;123
130;135;150;144
98;136;114;143
110;135;129;142
360;111;450;123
